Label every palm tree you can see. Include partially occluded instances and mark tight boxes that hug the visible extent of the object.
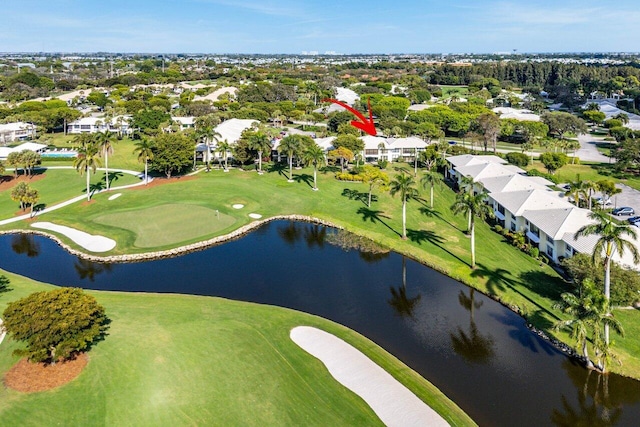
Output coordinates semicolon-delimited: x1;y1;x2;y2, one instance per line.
451;191;494;268
133;138;155;185
248;131;272;174
94;131;114;190
420;170;442;209
388;256;422;318
74;140;102;201
389;171;419;240
302;143;325;191
278;135;302;181
574;211;639;345
217;140;231;172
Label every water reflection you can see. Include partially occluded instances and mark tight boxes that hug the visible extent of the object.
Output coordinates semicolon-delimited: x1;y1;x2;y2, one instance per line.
11;234;40;257
450;289;495;364
552;367;622;426
388;256;421;318
277;221;327;248
74;258;113;282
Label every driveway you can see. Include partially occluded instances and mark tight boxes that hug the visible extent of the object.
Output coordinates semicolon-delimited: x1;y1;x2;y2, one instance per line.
610;183;640;218
576;133;612;163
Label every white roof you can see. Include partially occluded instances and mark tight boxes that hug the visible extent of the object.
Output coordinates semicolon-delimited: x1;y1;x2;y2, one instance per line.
388;136;428;150
314;136;336;151
447;154;507;168
407;104;433;111
586;100;640;131
361;135;389;150
193;86;237;102
0;121;35;132
0;147;12;159
478;173;552;194
172;116;195;126
492;107;541;122
524;207;592;240
12;142;47;152
456;162;524;182
336;87;359;106
214;118;258;144
490;189;574;217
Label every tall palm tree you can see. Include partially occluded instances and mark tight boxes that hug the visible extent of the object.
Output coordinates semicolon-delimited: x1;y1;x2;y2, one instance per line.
74;140;102;201
217;140;231;172
420;170;442;209
389;171;419;240
574;212;638;345
302;143;325;191
94;131;114;190
451;191;494;268
278;135;302;181
133;138;155;185
248;131;272;174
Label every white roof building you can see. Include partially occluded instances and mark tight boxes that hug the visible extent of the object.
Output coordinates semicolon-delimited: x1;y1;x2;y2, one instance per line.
214;118;258;144
0;122;36;143
492;107;541;122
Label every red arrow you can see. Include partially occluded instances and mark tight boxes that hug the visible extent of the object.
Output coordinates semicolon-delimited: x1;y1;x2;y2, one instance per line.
321;97;377;136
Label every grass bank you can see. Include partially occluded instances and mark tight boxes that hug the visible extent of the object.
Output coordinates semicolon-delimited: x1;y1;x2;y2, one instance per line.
0;271;475;426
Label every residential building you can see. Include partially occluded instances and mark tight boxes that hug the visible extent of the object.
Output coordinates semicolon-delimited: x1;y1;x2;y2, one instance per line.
0;122;36;144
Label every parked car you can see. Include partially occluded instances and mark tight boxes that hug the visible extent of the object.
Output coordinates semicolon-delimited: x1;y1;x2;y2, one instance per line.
594;197;612;207
628;216;640;224
613;207;635;216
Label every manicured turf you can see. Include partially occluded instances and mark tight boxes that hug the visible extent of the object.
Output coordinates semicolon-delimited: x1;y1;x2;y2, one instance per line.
1;163;639;378
0;169;141;219
0;271;475;426
527;161;640;191
94;204;237;248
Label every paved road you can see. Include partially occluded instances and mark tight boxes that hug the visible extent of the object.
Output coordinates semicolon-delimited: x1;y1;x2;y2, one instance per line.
576;133;612;163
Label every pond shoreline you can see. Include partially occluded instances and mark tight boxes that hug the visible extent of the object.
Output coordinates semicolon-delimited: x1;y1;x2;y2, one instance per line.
0;216;634;381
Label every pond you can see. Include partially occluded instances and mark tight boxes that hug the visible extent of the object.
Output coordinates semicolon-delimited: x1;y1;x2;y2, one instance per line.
1;222;639;426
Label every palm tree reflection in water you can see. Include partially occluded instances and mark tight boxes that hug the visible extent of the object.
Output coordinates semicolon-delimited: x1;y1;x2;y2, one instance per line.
450;288;495;364
388;256;422;318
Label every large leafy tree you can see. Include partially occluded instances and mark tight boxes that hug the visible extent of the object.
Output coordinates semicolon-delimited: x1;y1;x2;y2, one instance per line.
6;151;22;177
574;212;639;345
73;138;102;201
389;171;419;239
151;133;194;178
133;138;155;184
2;288;109;364
542;111;588;140
10;181;30;210
451;191;494;268
329;146;354;173
302;143;325;191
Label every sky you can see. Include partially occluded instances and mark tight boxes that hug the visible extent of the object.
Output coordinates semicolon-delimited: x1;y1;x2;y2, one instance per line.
2;0;640;54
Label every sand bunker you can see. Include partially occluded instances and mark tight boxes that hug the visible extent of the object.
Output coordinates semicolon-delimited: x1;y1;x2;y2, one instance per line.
32;222;116;252
108;193;122;201
290;326;448;427
249;213;262;219
232;204;244;209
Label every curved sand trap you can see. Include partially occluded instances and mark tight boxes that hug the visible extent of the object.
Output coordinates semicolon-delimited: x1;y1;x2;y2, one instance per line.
32;222;116;252
232;204;244;209
108;193;122;201
248;213;262;219
290;326;448;427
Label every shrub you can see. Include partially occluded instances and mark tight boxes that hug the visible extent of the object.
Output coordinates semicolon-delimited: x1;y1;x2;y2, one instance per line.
506;152;530;167
527;168;559;184
335;172;364;182
528;246;539;259
377;159;388;170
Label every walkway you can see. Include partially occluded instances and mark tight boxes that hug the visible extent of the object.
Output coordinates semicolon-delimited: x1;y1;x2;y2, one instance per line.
290;326;449;427
576;133;612;163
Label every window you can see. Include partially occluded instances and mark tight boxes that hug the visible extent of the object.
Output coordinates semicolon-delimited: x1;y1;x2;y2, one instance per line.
529;224;539;237
510;222;516;232
497;204;505;215
547;245;554;258
546;235;554;244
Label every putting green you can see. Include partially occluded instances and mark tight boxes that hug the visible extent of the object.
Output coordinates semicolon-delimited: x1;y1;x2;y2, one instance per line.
94;204;236;248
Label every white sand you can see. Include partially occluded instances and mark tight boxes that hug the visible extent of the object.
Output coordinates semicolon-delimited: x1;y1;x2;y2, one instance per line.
232;204;244;209
32;222;116;252
108;193;122;201
290;326;449;427
249;213;262;219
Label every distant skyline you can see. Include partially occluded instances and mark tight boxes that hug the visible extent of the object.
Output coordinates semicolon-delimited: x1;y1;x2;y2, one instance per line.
2;1;640;54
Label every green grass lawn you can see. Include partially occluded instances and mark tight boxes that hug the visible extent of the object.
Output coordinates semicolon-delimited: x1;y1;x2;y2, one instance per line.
526;161;640;190
2;163;639;379
0;271;475;426
438;85;469;98
0;169;141;219
94;204;237;248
